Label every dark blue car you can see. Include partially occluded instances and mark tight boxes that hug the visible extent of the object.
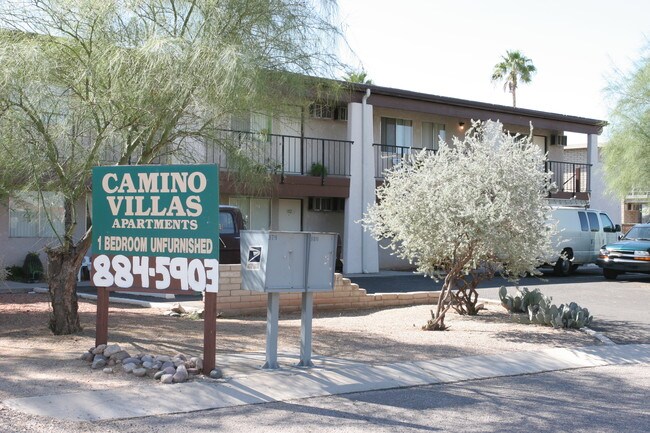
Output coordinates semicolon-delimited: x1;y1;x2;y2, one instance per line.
596;223;650;279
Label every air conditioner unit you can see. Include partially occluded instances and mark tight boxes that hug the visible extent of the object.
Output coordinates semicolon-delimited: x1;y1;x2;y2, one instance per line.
550;134;568;146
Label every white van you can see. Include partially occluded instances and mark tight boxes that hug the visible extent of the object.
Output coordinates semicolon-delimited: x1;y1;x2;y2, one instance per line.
546;207;621;275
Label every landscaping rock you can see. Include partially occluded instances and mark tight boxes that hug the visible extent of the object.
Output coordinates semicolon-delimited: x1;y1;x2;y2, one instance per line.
209;368;223;379
81;342;205;385
173;365;188;383
162;366;176;375
160;374;174;384
109;351;131;362
170;303;186;314
92;355;107;369
103;344;122;358
155;355;172;363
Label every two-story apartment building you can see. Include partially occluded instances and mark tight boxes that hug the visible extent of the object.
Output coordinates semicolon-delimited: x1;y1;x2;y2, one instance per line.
0;81;608;274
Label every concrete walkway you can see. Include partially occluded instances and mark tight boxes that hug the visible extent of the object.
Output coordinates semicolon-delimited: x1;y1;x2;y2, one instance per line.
5;344;649;422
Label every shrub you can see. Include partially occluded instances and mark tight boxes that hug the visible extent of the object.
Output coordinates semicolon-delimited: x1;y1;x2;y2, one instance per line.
23;252;44;282
6;265;25;282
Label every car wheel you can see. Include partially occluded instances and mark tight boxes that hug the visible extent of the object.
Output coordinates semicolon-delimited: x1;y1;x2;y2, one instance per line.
553;255;572;276
603;269;619;280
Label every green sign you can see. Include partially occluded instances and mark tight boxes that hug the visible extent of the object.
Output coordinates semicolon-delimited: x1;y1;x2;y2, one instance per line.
91;164;219;292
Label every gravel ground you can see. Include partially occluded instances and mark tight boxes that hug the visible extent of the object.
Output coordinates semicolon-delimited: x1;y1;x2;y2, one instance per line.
0;291;601;430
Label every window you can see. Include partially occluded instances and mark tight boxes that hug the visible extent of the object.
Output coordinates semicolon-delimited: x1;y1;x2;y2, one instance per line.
587;212;600;232
309;103;334;119
422;122;445;151
600;213;615;232
219;211;236;234
578;212;589;232
9;192;65;238
381;117;412;148
308;197;345;212
335;106;348;121
231;112;272;134
309;103;347;121
228;197;271;230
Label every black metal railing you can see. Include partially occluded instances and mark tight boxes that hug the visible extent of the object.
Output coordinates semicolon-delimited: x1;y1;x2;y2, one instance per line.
545;160;591;195
373;144;434;178
206;130;352;181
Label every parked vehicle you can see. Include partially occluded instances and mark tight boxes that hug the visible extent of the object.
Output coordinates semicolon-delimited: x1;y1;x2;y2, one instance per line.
219;205;246;264
546;207;620;276
596;223;650;279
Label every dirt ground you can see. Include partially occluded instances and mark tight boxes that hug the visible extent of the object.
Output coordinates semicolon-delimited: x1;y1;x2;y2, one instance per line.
0;292;601;401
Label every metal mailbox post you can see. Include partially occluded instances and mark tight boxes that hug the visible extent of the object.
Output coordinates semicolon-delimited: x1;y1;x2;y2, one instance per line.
240;231;338;369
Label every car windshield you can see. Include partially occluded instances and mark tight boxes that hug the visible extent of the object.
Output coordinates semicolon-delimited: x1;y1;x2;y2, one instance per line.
623;226;650;241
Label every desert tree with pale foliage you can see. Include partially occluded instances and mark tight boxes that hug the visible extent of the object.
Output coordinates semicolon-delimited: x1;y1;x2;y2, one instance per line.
363;120;555;330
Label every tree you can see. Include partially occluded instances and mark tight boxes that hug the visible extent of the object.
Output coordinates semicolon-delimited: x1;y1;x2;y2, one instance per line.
602;43;650;198
0;0;345;334
491;50;536;108
344;69;372;84
363;120;554;330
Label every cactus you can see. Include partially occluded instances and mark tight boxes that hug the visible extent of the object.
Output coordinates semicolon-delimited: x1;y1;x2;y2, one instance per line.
500;286;547;314
500;286;593;329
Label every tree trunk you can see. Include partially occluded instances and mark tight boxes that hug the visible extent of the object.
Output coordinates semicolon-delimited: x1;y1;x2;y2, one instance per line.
423;272;458;331
46;245;87;335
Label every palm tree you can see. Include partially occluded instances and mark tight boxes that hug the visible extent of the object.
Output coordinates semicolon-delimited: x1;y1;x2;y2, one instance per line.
344;69;373;85
491;50;536;107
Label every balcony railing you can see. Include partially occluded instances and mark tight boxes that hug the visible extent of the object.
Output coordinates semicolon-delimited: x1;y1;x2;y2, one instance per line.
373;147;592;199
373;144;433;178
207;130;352;181
545;160;591;196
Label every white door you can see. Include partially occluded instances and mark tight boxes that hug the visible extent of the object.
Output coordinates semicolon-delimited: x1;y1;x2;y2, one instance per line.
278;199;302;231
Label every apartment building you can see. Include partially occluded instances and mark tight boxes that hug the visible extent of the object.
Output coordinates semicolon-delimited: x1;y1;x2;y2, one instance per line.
0;82;608;273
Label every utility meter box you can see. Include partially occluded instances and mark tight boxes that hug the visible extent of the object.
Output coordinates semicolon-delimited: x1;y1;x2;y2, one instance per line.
240;231;337;293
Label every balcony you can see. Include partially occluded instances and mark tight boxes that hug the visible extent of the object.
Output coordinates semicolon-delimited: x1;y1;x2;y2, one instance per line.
373;146;592;201
545;160;591;200
373;144;432;178
206;130;352;182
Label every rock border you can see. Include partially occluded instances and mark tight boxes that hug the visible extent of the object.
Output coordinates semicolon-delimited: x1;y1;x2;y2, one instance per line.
81;343;223;384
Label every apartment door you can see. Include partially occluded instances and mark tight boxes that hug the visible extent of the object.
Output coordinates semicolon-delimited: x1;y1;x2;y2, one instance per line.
278;199;302;231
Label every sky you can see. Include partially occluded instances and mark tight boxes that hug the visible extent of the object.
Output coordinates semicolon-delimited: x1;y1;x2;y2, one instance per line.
336;0;649;141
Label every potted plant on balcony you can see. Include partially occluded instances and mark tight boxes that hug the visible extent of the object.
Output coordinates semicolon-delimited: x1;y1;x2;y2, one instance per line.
309;162;327;177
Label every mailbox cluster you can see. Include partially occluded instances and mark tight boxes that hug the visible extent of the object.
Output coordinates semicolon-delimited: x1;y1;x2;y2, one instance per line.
240;231;338;369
